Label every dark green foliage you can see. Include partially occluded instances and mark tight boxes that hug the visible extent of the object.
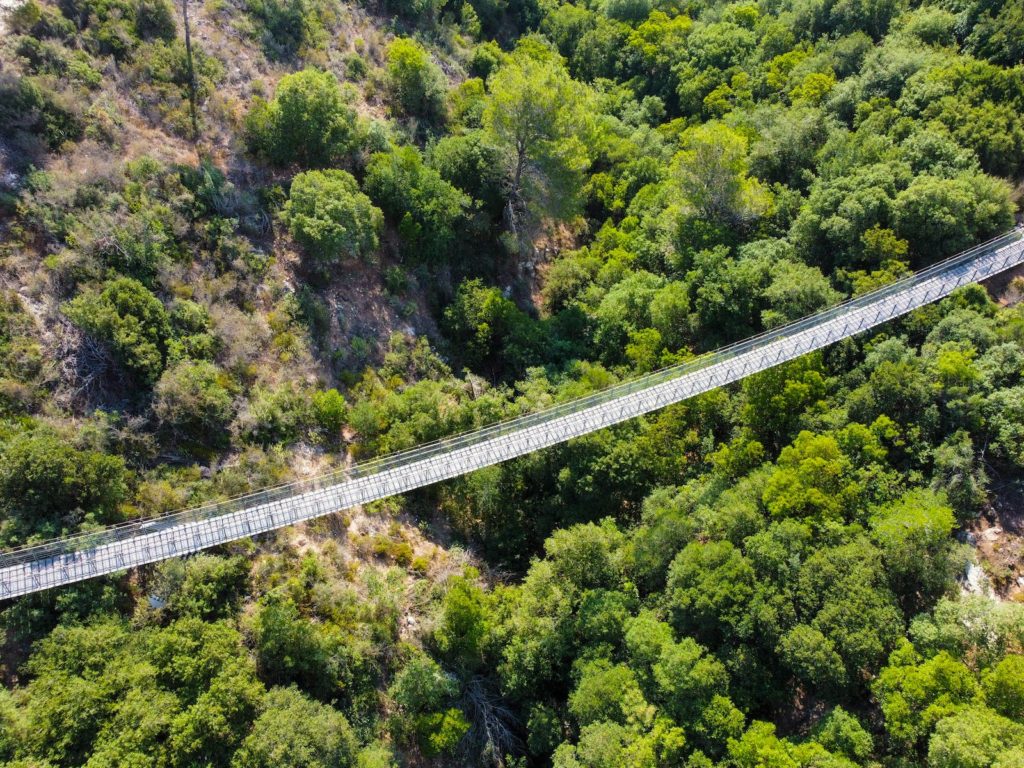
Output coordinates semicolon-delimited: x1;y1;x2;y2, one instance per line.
442;278;543;377
0;428;128;544
0;73;83;151
246;0;325;60
364;146;470;261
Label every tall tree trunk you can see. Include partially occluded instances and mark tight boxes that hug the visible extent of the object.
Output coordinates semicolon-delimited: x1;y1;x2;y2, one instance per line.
182;0;199;143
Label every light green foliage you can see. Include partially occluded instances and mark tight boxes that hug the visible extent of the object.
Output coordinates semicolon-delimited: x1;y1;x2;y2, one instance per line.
873;645;982;749
388;654;468;756
871;489;958;610
543;519;624;591
385;38;447;123
231;686;357;768
813;707;874;762
569;659;645;726
389;654;458;714
910;597;1024;671
762;432;858;525
927;706;1024;768
652;638;729;724
497;560;573;698
673;122;769;228
310;388;347;440
483;45;592;226
728;721;852;768
245;69;359;167
434;571;491;668
282;170;382;264
983;655;1024;721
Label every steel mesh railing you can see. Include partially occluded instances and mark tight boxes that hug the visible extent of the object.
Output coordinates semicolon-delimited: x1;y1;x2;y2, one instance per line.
1;228;1022;596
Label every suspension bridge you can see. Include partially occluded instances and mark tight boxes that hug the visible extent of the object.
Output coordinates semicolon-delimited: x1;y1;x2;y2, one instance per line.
2;229;1023;599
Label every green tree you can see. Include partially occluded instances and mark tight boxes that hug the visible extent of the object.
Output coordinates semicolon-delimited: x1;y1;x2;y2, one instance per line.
153;360;235;454
0;428;127;543
483;45;591;239
777;625;847;694
927;706;1024;768
871;489;958;612
434;572;491;669
244;594;351;701
673;122;770;228
64;277;171;386
652;638;730;725
983;655;1024;721
169;661;264;768
231;687;357;768
813;707;873;763
385;38;447;123
569;659;645;727
873;646;981;750
282;170;382;265
245;69;358;167
363;146;470;261
442;278;541;377
667;541;756;643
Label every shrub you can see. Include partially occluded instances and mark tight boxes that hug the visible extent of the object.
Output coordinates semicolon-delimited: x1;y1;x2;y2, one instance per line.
0;74;83;151
384;38;447;124
134;0;176;41
0;427;128;543
311;388;347;439
246;0;326;60
282;170;382;264
153;360;236;453
63;277;171;386
245;69;359;168
363;146;470;261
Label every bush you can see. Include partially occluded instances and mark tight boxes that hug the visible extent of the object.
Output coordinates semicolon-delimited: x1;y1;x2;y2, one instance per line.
0;74;83;151
232;686;358;768
0;427;128;543
246;0;325;60
246;69;359;168
63;277;171;386
384;38;447;124
282;170;382;265
153;360;236;454
364;146;470;261
134;0;175;41
311;388;347;440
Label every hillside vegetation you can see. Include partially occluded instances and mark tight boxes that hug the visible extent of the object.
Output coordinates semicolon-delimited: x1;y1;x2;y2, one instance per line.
1;0;1024;764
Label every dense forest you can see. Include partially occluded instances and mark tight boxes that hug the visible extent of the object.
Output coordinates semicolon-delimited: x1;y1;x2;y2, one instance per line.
1;0;1024;762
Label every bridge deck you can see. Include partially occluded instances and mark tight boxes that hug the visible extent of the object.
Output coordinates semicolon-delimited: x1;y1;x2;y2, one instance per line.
2;230;1023;598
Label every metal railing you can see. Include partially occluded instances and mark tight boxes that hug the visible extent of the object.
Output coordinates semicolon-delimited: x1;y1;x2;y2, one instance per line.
1;228;1022;598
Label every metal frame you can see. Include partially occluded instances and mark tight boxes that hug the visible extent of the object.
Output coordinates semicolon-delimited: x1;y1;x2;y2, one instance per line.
1;230;1022;599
